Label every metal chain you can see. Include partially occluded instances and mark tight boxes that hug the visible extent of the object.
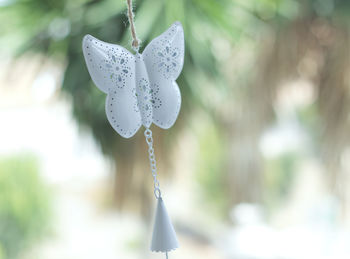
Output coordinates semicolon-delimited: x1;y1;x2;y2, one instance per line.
144;128;162;199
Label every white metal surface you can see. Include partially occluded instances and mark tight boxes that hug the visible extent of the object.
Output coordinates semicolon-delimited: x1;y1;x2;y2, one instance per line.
82;22;184;138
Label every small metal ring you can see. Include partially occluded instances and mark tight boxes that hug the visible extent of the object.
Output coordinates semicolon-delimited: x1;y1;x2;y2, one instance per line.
146;138;152;145
132;43;140;53
144;129;152;137
154;188;162;199
154;180;160;189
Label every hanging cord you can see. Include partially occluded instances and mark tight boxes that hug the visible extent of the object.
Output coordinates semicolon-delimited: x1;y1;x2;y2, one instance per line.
126;0;140;52
144;128;162;199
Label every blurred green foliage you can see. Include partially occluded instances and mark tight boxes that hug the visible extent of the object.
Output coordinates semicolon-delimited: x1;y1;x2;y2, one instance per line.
297;103;322;156
0;154;51;259
0;0;239;211
263;152;299;210
1;0;350;221
196;123;228;218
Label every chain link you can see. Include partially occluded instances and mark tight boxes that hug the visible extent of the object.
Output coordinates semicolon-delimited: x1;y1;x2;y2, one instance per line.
144;128;162;199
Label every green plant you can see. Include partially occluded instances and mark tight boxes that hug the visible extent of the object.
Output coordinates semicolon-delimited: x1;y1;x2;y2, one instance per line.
0;154;51;259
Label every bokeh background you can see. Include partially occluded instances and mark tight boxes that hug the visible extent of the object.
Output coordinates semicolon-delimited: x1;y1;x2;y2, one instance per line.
1;0;350;258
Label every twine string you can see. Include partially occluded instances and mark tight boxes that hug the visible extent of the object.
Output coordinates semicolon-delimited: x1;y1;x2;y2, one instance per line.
126;0;140;51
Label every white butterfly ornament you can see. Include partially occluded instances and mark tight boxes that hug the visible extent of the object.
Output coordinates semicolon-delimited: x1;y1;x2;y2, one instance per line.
82;22;184;138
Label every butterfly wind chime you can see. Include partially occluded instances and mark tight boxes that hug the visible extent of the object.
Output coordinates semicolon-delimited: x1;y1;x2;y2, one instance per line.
82;0;184;258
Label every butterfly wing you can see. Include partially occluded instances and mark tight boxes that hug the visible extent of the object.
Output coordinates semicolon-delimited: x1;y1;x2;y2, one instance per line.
142;22;184;129
82;35;141;138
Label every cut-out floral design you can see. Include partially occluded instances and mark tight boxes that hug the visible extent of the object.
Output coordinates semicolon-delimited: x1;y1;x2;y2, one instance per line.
102;50;131;89
82;22;184;138
150;83;162;109
155;45;179;79
131;87;139;113
136;78;152;118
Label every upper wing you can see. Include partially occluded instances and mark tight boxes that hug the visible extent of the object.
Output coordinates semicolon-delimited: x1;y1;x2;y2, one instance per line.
82;35;141;138
142;21;184;129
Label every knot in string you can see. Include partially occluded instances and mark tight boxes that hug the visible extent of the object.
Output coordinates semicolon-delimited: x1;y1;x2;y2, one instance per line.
126;0;140;52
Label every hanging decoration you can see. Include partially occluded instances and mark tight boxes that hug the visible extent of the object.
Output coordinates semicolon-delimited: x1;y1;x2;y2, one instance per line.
82;0;184;258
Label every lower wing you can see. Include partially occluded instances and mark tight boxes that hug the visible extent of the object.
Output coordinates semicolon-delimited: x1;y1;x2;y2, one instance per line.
150;81;181;129
106;87;142;138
